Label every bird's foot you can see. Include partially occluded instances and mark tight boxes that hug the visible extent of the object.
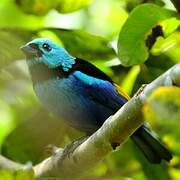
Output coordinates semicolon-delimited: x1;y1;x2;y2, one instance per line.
61;136;89;161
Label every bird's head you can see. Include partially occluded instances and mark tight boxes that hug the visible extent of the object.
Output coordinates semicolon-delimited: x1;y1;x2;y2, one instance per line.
21;38;75;71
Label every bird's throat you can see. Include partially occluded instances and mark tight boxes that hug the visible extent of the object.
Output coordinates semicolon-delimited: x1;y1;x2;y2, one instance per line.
27;61;70;85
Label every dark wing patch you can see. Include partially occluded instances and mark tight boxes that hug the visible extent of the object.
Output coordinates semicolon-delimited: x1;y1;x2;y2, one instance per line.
71;58;113;83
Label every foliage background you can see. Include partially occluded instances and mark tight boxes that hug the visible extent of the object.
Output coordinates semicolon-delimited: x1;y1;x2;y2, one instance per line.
0;0;180;179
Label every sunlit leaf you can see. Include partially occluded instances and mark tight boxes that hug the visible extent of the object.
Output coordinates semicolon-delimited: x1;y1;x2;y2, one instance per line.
170;166;180;180
161;18;180;36
0;0;43;28
0;101;14;147
86;0;128;37
142;86;180;154
15;0;91;15
151;32;180;63
0;168;34;180
120;65;140;95
143;86;180;123
118;4;178;66
56;0;91;13
15;0;59;16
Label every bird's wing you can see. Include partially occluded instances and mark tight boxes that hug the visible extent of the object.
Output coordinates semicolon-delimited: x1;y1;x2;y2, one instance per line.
72;58;129;111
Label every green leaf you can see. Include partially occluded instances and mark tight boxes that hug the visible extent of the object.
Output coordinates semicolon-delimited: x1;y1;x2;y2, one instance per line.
15;0;91;15
0;100;14;147
120;65;140;95
15;0;59;16
0;168;34;180
1;107;80;164
160;18;180;37
143;86;180;123
0;0;44;28
56;0;91;14
143;86;180;156
118;4;178;66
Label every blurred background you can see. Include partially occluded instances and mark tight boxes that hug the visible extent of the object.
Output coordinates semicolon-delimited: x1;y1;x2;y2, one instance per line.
0;0;180;179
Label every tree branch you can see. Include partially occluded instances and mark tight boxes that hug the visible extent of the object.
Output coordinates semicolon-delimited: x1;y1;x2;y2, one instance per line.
0;64;180;179
0;155;23;170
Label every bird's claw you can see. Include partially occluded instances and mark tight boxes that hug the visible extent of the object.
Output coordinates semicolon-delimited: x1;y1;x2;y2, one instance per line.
60;136;89;161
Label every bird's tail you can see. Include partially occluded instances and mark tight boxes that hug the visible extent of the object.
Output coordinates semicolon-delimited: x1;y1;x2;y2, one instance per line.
131;125;172;164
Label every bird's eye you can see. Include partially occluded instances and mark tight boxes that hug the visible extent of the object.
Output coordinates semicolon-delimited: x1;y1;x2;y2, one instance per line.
42;43;52;52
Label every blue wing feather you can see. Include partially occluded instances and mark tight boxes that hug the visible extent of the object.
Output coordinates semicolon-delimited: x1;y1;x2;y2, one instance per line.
73;70;127;112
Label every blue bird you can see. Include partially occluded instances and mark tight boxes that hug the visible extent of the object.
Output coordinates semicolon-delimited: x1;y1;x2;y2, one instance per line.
21;38;172;164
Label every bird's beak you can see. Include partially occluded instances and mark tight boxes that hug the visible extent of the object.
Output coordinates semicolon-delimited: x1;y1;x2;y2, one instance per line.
20;44;38;55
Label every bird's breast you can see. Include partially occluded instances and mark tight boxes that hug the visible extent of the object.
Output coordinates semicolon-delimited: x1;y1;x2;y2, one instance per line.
33;76;111;132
